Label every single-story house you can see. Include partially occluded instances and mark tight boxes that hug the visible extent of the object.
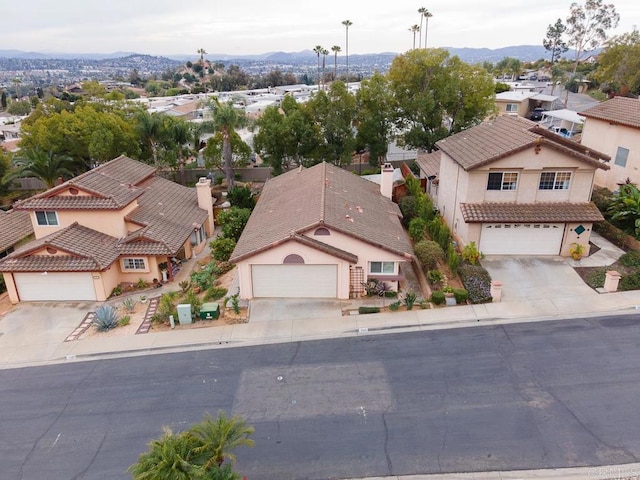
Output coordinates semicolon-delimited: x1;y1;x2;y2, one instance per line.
0;155;215;303
229;162;414;299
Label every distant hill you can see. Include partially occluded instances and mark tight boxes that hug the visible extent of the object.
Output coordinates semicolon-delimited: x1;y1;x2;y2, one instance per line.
0;45;579;64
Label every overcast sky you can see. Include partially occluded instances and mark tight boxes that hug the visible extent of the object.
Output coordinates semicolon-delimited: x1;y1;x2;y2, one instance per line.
3;0;639;56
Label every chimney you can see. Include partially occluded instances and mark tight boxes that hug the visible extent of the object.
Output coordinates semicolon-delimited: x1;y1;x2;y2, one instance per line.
196;177;215;236
380;162;394;199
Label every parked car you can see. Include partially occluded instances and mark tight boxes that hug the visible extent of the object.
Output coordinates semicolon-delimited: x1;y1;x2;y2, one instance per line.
528;107;545;121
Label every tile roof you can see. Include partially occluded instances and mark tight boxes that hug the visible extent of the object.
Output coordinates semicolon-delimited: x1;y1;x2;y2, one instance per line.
230;162;414;263
15;155;154;211
0;209;33;252
0;223;120;272
579;96;640;129
124;176;209;255
460;202;604;223
436;115;609;171
415;150;441;179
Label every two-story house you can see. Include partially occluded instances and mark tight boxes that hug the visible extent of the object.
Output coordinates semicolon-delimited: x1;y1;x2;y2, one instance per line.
0;155;214;303
433;115;609;256
229;162;414;299
579;96;640;191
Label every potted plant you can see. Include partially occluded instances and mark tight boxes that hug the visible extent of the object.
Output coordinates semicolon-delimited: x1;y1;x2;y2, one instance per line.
569;242;584;260
443;286;456;306
140;295;148;304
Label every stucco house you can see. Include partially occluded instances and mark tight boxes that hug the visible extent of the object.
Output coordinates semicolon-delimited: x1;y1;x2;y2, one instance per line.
229;162;414;299
0;155;214;303
0;209;33;258
432;115;609;256
579;96;640;191
495;90;557;119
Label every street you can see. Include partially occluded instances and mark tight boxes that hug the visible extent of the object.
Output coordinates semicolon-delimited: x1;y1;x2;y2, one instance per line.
2;315;640;479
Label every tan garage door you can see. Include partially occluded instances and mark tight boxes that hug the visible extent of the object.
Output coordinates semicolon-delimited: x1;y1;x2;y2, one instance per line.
251;265;337;298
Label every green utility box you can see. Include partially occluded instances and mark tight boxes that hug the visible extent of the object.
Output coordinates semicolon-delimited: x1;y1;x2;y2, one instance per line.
200;302;219;320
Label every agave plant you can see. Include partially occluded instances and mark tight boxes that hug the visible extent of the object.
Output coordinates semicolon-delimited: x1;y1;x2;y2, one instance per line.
93;304;118;331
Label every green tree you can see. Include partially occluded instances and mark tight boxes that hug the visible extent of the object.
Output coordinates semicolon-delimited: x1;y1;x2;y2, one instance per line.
543;18;569;63
135;110;168;167
217;207;251;242
208;99;247;189
1;90;7;110
355;73;394;166
388;48;496;152
129;427;200;480
203;130;251;175
565;0;620;75
190;411;255;469
7;100;31;116
9;149;76;188
593;30;640;95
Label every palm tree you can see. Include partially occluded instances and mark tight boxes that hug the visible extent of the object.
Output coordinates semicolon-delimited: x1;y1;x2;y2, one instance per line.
9;149;76;189
135;110;167;167
342;20;353;84
321;48;329;90
197;48;207;65
169;118;192;185
190;411;255;469
208;99;246;189
422;9;433;48
331;45;341;80
417;7;427;48
313;45;323;88
409;24;420;49
128;427;199;480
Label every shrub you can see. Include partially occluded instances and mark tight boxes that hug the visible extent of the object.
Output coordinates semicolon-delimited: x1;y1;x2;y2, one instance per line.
94;305;118;331
191;270;214;290
358;306;380;314
389;301;401;311
619;251;640;268
184;289;202;316
210;237;237;262
230;293;241;314
158;292;178;318
398;195;417;226
453;288;469;304
458;264;493;304
431;290;445;305
408;217;428;242
118;315;131;327
414;240;445;271
227;185;255;210
136;278;149;289
110;285;122;297
447;245;461;274
427;269;444;286
217;207;251;241
585;268;607;289
619;272;640;291
419;300;430;309
403;290;417;310
179;280;191;293
122;297;136;312
204;286;228;301
216;261;234;274
362;278;381;296
461;242;483;265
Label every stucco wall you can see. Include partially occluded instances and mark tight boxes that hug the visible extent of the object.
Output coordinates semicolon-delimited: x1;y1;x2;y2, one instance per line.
582;119;639;191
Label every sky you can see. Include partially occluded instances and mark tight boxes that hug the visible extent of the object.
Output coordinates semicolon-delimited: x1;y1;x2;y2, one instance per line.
3;0;640;57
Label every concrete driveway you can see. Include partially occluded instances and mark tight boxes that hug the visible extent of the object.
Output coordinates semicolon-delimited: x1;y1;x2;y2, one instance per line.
481;256;595;303
249;298;345;322
0;302;94;367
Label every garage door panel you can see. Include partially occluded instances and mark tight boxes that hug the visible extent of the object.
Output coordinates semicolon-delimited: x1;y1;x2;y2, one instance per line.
480;223;564;255
252;265;337;298
15;272;97;301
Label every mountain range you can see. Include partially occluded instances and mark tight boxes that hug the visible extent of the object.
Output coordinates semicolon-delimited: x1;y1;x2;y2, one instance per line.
0;45;570;64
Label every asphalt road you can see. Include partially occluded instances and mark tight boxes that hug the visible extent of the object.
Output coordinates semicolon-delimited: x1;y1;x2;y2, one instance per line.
2;315;640;480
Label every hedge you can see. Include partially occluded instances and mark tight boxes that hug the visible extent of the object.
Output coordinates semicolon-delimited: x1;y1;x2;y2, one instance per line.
359;306;381;314
458;264;493;304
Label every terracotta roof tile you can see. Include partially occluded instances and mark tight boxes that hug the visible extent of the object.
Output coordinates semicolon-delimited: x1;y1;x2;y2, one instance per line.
0;223;120;272
0;209;33;252
436;115;608;171
415;151;441;179
460;202;604;223
580;96;640;129
230;162;413;263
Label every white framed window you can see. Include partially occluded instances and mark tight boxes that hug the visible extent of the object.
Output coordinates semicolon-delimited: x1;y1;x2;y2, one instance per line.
614;147;629;167
505;103;518;112
35;211;59;226
370;261;395;274
122;258;146;270
539;171;572;190
487;172;518;191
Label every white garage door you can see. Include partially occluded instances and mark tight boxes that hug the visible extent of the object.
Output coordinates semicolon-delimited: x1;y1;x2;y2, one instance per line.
14;272;97;301
251;265;338;298
479;223;565;255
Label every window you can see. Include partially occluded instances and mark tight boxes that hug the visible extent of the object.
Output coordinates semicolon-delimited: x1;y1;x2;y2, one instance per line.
505;103;518;112
539;171;572;190
314;227;330;236
487;172;518;191
614;147;629;167
370;261;395;274
35;211;59;226
122;258;146;270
